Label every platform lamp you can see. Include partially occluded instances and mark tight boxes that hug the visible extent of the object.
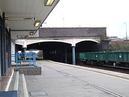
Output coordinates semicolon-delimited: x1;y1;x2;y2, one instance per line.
44;0;55;6
34;20;41;27
124;22;128;40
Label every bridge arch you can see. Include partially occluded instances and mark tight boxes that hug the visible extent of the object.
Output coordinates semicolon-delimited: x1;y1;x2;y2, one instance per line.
75;40;101;64
27;41;72;63
26;39;72;46
76;40;100;52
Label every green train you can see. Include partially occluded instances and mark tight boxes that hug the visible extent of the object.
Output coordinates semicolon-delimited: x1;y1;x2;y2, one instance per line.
79;51;129;68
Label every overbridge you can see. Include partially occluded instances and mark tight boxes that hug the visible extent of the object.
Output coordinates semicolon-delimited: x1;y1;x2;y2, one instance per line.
15;27;109;64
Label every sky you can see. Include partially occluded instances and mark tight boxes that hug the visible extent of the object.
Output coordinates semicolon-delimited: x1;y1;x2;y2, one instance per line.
42;0;129;38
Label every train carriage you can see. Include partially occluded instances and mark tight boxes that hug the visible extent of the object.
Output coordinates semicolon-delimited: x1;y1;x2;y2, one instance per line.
79;51;129;68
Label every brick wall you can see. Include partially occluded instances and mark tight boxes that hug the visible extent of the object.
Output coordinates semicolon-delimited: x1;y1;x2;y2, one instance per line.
39;27;106;39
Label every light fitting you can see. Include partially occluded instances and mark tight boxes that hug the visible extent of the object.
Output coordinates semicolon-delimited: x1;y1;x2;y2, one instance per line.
34;20;41;27
44;0;55;6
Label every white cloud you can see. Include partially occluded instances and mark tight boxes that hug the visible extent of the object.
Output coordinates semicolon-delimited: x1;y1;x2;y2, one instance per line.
42;0;129;38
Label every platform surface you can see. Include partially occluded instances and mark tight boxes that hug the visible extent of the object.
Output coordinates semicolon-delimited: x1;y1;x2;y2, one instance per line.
25;60;129;97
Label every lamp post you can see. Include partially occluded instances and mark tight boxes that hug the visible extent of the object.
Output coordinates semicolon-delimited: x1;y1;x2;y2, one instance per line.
124;22;128;40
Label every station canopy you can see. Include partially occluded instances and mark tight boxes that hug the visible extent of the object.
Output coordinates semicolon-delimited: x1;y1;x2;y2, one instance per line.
0;0;59;36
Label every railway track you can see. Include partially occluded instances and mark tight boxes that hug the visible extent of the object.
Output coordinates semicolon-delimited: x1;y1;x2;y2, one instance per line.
79;62;129;74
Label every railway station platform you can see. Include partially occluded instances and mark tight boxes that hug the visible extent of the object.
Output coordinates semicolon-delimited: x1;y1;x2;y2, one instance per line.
20;60;129;97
